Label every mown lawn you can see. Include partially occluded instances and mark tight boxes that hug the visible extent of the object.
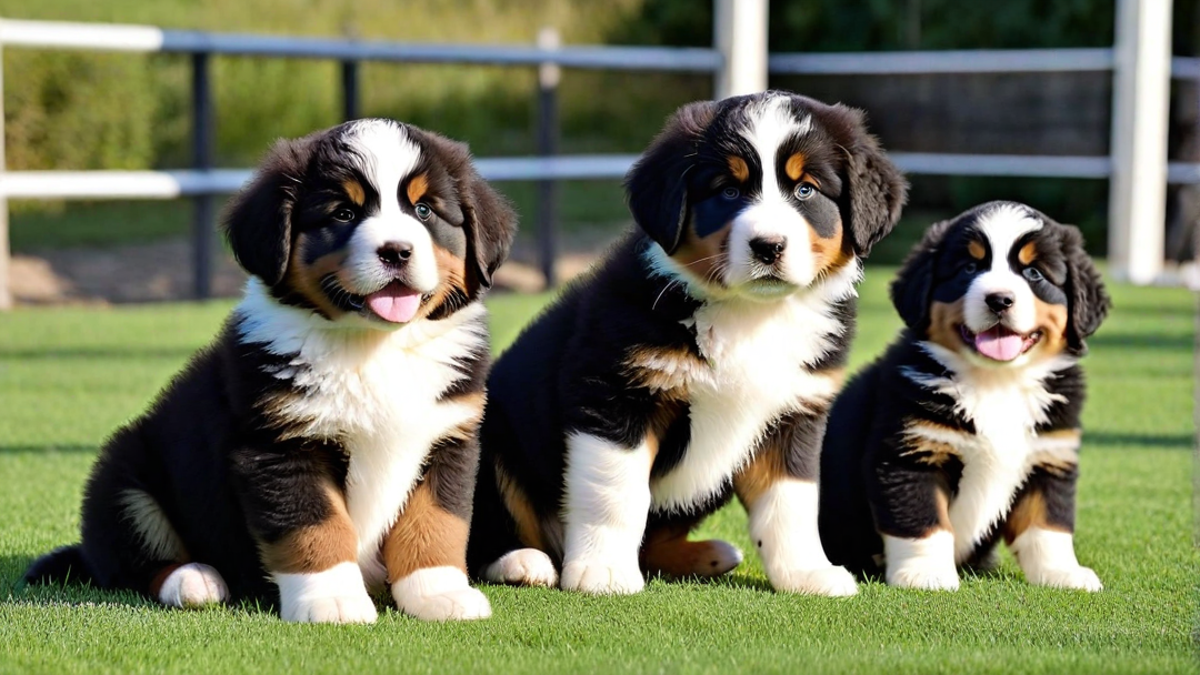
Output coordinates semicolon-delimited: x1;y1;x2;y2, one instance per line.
0;268;1195;675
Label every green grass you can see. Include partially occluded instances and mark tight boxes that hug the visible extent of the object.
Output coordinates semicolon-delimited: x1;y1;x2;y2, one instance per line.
0;270;1195;674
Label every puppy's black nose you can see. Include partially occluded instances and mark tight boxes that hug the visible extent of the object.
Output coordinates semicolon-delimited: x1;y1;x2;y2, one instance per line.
985;292;1015;314
377;242;413;268
749;236;786;265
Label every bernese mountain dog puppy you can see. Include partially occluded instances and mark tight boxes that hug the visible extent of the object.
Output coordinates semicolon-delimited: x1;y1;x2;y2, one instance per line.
25;119;516;623
819;201;1111;592
467;91;908;597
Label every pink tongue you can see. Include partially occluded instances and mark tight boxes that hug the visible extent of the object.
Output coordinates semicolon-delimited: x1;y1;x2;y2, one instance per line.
365;283;422;323
974;326;1024;361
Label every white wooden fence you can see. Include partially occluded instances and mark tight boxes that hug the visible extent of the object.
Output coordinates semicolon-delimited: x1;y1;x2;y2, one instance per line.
0;0;1196;307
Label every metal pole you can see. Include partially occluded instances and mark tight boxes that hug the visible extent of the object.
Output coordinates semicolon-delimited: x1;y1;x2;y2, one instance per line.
341;59;360;121
1107;0;1172;284
713;0;768;99
191;51;214;300
536;26;560;288
0;38;10;310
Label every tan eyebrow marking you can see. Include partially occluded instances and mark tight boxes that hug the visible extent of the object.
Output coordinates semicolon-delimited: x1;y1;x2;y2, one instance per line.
727;156;749;183
968;240;986;260
1018;241;1038;266
406;173;429;205
342;179;365;206
785;152;819;187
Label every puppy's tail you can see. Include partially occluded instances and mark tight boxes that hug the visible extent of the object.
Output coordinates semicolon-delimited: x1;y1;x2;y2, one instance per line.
24;545;93;587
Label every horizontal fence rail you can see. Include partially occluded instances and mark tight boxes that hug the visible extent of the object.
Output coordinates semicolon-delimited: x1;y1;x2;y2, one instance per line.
770;48;1116;75
0;19;721;71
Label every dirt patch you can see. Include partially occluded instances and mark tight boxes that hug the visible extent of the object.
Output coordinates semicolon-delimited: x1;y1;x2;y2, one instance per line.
8;230;619;306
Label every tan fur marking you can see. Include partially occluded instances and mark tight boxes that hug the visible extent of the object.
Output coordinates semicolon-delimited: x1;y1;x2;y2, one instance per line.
640;524;735;578
495;460;548;552
732;445;788;509
1031;297;1069;359
422;243;469;319
1003;488;1069;543
784;153;806;182
343;179;366;206
384;481;469;581
622;345;706;400
727;155;749;183
900;419;967;466
1030;428;1081;475
260;484;357;574
671;220;734;285
284;236;348;320
928;299;966;352
406;173;429;205
809;220;852;279
932;483;953;533
968;240;986;261
1018;241;1038;266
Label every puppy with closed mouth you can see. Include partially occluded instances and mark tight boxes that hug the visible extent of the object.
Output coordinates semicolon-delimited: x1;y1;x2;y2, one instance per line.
25;119;516;623
467;91;907;597
819;201;1111;591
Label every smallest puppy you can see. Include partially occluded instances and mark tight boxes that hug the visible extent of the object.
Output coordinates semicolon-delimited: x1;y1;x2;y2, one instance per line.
819;201;1110;591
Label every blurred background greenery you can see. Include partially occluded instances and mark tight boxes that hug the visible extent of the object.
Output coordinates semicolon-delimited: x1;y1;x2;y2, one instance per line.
2;0;1198;264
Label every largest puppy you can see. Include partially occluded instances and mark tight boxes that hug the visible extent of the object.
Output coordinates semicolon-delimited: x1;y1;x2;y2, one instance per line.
26;119;516;623
468;91;907;596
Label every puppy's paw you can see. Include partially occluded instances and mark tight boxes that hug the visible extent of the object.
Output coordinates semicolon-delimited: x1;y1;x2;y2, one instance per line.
393;567;492;621
560;559;644;595
484;548;559;587
158;563;229;608
887;559;960;591
275;562;378;624
1027;565;1103;592
771;565;858;597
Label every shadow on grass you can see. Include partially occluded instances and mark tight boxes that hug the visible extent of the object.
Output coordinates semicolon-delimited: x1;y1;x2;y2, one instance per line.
0;445;98;455
0;347;199;361
1089;333;1194;351
1086;431;1193;450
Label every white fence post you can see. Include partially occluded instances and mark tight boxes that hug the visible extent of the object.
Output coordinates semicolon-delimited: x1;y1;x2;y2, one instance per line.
714;0;768;99
0;36;10;310
1108;0;1173;284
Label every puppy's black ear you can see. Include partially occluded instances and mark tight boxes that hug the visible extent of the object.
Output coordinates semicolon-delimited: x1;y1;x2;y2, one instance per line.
815;104;908;257
1060;223;1111;354
625;100;719;254
221;136;314;285
890;218;953;331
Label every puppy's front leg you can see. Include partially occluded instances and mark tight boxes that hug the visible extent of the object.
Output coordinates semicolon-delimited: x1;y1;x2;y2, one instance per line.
1004;454;1101;592
869;450;960;591
734;434;857;597
386;439;491;621
233;449;376;624
560;432;653;595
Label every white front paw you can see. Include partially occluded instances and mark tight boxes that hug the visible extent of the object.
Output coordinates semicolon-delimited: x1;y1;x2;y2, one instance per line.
282;592;378;624
392;567;492;621
887;558;960;591
560;559;644;595
275;562;378;624
769;565;858;597
485;548;559;587
158;563;230;608
1027;565;1102;592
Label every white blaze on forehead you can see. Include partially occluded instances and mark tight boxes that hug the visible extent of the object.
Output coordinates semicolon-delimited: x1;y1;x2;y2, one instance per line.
743;96;812;201
725;96;818;289
964;203;1044;335
343;120;439;295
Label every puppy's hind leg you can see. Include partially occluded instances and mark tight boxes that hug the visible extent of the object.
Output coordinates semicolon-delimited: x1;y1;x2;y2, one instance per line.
641;518;742;580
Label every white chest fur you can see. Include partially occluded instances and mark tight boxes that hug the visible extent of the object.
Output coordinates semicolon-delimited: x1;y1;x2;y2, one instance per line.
236;282;487;573
906;345;1074;561
648;262;859;512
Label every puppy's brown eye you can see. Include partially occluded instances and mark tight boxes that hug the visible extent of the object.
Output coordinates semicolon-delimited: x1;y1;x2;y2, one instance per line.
722;187;741;200
794;183;817;200
414;203;433;221
332;208;356;223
